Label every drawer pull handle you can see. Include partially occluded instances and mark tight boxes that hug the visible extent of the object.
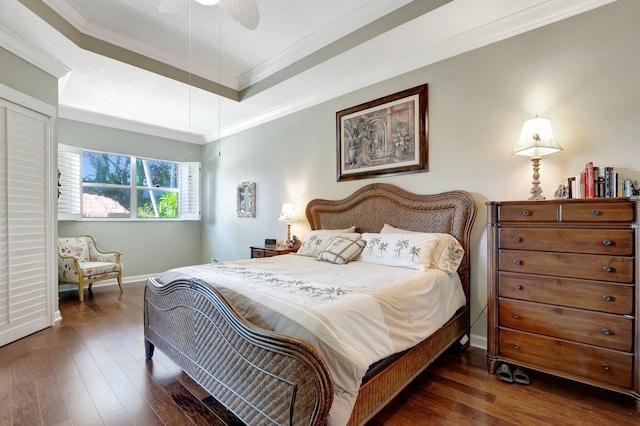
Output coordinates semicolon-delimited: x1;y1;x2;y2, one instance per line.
602;266;612;272
514;259;522;265
603;295;612;302
602;363;610;371
514;284;522;290
592;209;599;216
513;313;520;319
522;210;530;216
602;239;612;246
602;328;610;335
513;343;520;350
513;236;522;242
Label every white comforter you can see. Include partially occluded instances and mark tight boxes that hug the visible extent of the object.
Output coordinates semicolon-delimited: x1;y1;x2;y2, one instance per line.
157;254;466;426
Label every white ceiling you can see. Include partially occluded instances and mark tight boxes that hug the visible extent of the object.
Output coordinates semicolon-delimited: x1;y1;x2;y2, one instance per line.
0;0;615;144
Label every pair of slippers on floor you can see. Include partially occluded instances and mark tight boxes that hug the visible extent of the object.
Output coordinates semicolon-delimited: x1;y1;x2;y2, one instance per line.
496;363;529;384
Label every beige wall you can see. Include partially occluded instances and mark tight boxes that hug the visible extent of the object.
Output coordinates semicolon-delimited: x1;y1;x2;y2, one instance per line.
0;47;58;106
57;119;204;278
202;0;640;344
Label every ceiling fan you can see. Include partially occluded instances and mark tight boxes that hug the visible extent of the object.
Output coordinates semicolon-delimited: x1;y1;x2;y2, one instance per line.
159;0;260;30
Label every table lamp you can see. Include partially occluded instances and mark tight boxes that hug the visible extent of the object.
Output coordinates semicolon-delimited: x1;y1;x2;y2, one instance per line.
512;115;563;200
278;203;298;244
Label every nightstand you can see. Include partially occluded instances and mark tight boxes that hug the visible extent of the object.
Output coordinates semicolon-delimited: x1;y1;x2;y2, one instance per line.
250;245;298;258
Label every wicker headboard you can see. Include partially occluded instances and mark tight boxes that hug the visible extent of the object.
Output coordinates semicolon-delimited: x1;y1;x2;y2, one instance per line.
305;183;477;303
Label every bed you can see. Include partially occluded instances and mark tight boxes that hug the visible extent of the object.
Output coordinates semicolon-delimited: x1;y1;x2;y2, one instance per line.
144;183;476;425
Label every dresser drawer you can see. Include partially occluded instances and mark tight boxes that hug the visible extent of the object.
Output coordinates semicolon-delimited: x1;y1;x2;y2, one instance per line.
561;202;635;223
498;204;557;222
499;250;634;283
499;228;633;255
499;272;634;314
499;328;632;388
499;298;632;351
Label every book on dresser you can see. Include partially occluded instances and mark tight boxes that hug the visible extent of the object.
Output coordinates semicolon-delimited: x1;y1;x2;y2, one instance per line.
570;164;620;198
486;197;640;411
584;162;595;198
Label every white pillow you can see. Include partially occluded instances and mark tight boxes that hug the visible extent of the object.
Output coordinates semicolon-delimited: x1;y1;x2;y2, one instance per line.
380;224;415;234
319;226;356;232
316;235;366;265
380;224;464;273
358;232;439;271
297;230;360;257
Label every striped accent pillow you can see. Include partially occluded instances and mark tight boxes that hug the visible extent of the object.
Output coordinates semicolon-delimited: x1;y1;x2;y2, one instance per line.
316;235;366;265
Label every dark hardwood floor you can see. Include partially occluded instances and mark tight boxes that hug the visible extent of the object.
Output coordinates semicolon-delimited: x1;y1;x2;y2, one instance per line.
1;281;638;425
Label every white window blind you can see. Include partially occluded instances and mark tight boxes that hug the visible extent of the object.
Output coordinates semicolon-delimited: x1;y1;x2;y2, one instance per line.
179;161;201;220
57;144;82;220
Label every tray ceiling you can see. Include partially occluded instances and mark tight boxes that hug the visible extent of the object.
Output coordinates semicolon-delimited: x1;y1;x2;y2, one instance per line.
0;0;615;143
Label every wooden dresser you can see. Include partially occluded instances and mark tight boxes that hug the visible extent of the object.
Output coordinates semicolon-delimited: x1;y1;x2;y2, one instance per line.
486;198;640;407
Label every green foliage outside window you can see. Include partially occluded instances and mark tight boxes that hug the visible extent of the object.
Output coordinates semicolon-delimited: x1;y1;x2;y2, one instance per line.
137;191;178;218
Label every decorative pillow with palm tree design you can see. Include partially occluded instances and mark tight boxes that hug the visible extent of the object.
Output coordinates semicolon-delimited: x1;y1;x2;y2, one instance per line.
296;229;359;257
357;233;440;271
380;224;465;273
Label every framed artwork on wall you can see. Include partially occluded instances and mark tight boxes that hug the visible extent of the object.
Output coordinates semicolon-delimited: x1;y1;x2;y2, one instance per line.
236;181;256;218
336;84;428;181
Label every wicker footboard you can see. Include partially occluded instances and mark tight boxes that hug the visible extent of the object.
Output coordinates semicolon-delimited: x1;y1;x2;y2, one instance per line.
144;277;333;425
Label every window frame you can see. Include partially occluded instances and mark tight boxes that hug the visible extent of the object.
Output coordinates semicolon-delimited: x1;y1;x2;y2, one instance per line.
58;144;200;221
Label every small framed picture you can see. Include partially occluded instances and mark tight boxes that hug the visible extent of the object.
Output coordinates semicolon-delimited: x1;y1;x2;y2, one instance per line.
236;181;255;217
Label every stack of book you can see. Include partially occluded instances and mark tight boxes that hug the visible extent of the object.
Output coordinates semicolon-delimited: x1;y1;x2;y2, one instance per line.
568;163;638;198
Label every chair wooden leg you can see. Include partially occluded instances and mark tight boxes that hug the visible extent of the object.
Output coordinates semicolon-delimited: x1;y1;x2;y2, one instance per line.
78;283;84;302
117;272;123;292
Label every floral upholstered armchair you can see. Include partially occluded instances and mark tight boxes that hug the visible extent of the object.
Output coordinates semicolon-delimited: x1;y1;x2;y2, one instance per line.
57;235;123;302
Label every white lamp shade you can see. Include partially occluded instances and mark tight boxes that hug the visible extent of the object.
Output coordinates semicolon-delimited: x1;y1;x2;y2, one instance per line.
278;203;297;222
512;116;563;158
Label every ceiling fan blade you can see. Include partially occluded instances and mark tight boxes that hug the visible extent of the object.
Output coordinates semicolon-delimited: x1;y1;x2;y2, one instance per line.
219;0;260;30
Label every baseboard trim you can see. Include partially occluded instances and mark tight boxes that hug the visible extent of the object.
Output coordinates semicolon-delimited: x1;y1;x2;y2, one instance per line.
85;274;159;288
470;334;487;350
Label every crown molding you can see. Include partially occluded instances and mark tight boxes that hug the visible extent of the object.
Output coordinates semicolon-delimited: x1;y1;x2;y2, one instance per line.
0;25;70;79
220;0;618;138
18;0;240;101
59;105;208;144
43;0;239;89
43;0;88;30
236;0;418;90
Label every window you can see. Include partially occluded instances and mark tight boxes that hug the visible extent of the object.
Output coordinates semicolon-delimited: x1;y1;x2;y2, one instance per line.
58;144;200;221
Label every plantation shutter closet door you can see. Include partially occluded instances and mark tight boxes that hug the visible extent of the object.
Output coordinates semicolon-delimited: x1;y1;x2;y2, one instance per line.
0;98;53;347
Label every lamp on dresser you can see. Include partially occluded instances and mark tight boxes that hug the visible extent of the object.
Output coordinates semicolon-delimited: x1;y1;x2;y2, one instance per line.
512;115;563;200
278;202;298;245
